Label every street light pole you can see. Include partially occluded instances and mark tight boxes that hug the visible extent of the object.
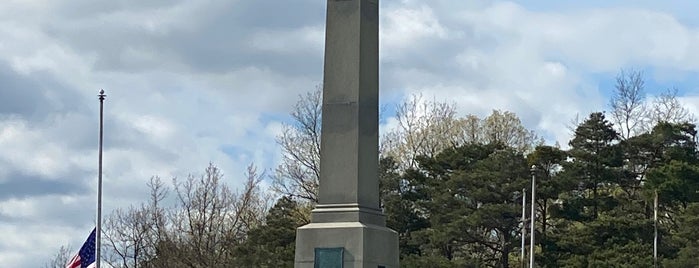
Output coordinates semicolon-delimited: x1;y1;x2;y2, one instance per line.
96;89;106;268
521;188;526;268
530;165;536;268
654;190;658;268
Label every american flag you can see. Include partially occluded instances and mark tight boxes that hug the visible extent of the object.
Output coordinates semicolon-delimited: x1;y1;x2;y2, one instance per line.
65;228;96;268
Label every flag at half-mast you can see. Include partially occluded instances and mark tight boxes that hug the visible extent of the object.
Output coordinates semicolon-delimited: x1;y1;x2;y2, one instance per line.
65;228;96;268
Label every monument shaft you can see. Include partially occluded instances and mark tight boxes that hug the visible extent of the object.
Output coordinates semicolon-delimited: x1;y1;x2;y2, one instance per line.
318;0;379;210
295;0;399;267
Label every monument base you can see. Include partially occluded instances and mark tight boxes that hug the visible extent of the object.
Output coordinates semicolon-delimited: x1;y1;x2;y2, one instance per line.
294;222;399;268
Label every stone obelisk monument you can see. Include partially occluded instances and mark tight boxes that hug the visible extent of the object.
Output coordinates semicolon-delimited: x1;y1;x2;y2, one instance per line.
294;0;399;267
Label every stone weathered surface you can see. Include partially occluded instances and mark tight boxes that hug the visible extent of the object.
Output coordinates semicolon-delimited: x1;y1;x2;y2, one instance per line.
294;0;399;267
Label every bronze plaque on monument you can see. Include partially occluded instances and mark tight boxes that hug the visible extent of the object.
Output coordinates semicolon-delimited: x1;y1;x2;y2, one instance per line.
314;248;343;268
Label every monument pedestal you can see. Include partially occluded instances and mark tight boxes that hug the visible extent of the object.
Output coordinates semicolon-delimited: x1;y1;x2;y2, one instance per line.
295;221;398;268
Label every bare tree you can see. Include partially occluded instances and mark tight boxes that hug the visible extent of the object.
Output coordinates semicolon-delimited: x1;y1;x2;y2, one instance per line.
481;109;542;152
44;245;73;268
381;94;463;171
103;177;167;268
608;69;696;137
104;206;152;267
169;164;237;267
272;87;322;203
650;87;696;125
102;164;269;268
461;114;482;143
609;69;649;139
382;95;541;172
229;164;271;242
166;163;269;267
566;113;582;135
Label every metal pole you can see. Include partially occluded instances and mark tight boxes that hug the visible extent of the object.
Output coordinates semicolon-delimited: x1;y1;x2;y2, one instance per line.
521;188;526;268
654;190;658;268
530;165;536;268
97;89;106;268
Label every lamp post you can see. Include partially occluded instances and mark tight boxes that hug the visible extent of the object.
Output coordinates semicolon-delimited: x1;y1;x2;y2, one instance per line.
521;188;526;268
654;190;658;268
530;165;536;268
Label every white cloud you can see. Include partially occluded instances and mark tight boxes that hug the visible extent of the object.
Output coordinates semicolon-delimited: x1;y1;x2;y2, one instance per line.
468;4;699;72
249;26;324;54
679;95;699;119
382;5;448;49
124;114;177;141
0;117;88;179
0;221;88;267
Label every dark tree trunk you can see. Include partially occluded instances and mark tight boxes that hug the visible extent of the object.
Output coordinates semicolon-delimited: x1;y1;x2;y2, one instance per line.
542;199;548;239
501;232;510;268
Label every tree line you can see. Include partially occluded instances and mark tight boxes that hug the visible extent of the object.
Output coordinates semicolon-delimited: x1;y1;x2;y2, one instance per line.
47;70;699;267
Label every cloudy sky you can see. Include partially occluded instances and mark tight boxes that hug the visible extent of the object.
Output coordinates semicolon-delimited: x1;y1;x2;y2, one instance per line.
2;0;699;266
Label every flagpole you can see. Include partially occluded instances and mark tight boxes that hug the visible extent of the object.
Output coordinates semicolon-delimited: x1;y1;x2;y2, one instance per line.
530;165;536;268
97;89;106;268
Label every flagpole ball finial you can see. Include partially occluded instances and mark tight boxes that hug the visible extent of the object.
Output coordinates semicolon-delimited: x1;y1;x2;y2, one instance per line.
98;89;106;101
